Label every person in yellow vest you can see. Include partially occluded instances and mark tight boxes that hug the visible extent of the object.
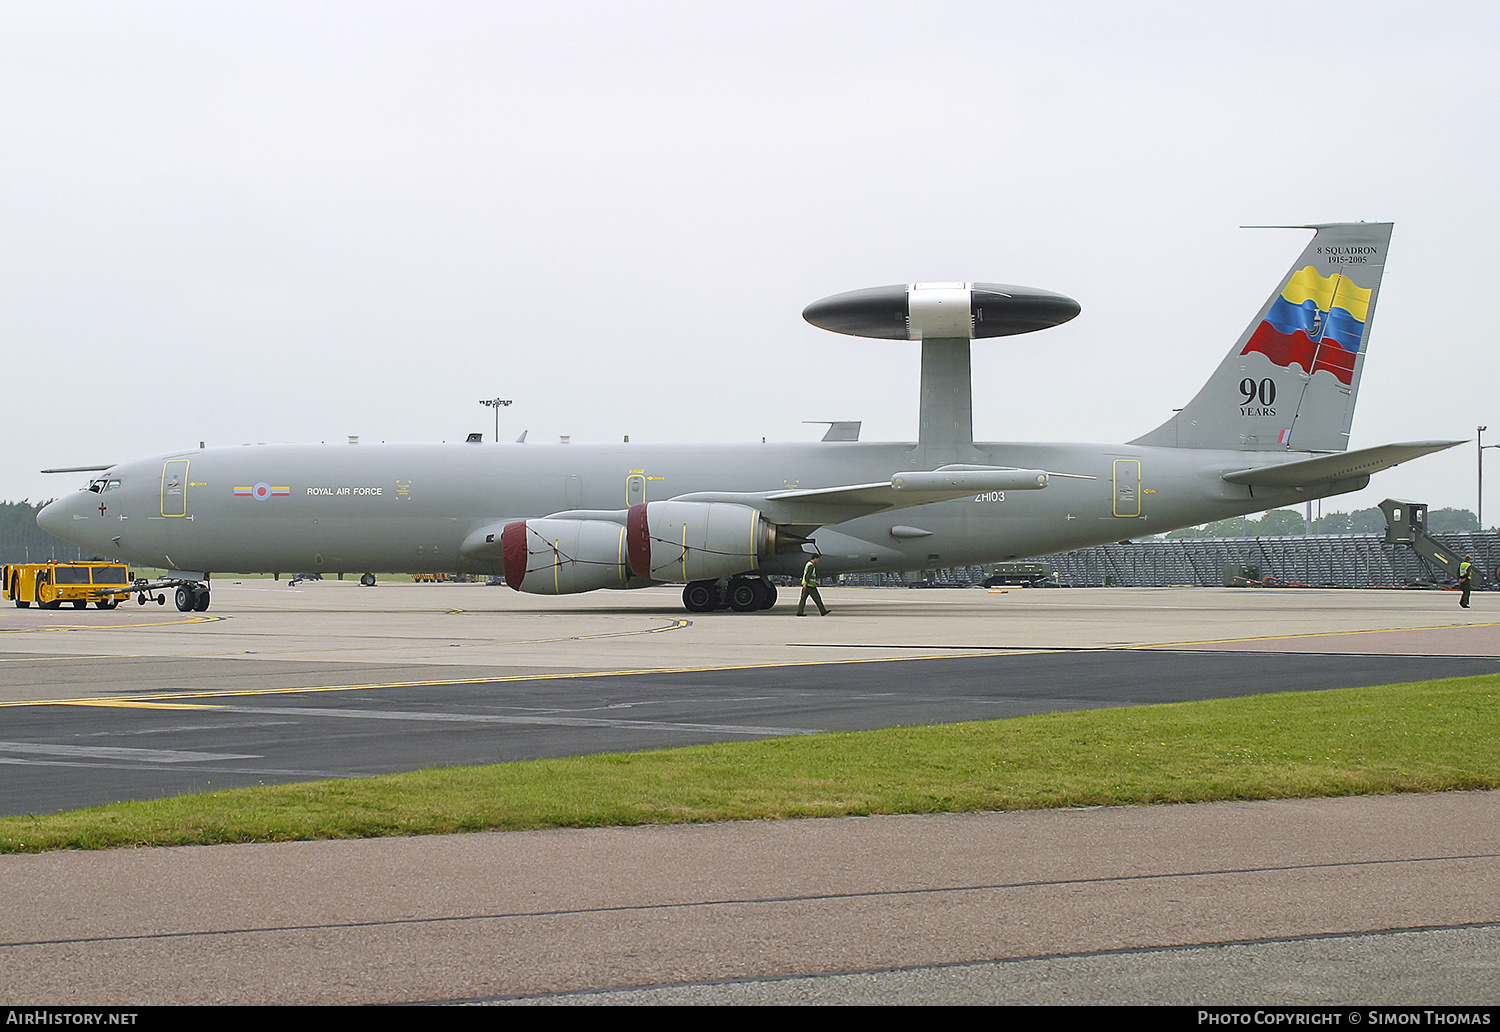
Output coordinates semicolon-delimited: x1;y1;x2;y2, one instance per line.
797;555;830;616
1458;556;1473;609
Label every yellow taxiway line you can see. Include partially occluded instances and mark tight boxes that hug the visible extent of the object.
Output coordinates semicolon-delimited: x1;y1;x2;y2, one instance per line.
0;615;224;633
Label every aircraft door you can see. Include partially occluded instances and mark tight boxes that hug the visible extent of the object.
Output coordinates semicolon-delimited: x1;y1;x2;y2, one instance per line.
1112;459;1141;517
161;459;190;517
626;473;646;507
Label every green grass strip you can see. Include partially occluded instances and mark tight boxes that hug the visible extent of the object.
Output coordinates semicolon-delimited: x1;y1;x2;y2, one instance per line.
3;674;1497;853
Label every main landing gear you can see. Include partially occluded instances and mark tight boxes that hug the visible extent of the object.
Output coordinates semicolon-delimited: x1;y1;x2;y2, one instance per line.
681;576;778;613
173;585;211;612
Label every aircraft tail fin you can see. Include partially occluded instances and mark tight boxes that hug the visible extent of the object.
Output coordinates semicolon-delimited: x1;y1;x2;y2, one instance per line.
1130;222;1393;452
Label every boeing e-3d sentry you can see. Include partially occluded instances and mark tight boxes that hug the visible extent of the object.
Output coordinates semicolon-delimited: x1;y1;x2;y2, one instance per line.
35;222;1459;613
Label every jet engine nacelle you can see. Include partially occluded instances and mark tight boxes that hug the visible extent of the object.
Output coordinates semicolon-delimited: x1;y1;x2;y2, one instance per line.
501;517;630;594
627;500;775;583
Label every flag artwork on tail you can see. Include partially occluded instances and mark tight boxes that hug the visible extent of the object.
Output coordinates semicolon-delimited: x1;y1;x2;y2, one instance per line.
1242;263;1373;387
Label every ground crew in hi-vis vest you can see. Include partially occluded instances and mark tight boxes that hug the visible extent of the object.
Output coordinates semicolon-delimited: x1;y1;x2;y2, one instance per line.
797;555;830;616
1458;556;1473;609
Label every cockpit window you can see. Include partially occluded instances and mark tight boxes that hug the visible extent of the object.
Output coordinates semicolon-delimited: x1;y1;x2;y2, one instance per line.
87;478;121;493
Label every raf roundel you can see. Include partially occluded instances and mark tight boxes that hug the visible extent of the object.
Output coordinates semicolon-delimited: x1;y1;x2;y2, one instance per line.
234;482;289;500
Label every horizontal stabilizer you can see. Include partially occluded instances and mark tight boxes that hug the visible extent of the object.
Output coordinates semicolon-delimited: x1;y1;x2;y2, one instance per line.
1221;441;1463;489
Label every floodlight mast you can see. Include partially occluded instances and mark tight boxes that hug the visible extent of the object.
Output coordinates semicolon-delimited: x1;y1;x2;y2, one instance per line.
480;398;513;443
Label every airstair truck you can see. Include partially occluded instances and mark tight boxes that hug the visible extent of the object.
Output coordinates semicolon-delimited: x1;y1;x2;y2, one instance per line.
1379;499;1465;584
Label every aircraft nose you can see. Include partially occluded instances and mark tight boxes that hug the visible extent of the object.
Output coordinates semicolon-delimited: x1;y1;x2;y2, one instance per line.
36;497;70;537
37;493;100;550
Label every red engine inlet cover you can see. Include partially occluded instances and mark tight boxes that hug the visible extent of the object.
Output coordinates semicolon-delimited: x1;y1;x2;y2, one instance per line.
501;520;529;590
626;503;650;580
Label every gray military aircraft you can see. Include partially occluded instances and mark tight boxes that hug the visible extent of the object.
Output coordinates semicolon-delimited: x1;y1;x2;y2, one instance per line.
36;222;1457;613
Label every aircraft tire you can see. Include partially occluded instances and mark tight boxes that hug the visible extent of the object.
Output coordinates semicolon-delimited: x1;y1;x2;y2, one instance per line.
174;587;195;612
360;573;376;587
193;590;210;612
756;580;777;610
726;578;760;613
682;581;718;613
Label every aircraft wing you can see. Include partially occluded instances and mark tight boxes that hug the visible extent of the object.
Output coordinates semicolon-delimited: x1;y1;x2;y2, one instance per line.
671;466;1061;531
1221;441;1463;489
466;467;1071;564
542;467;1073;530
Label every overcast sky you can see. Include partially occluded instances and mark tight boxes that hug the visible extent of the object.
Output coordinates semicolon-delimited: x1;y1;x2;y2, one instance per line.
5;0;1497;521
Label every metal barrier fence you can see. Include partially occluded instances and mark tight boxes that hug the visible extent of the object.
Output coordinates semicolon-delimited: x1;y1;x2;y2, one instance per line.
836;531;1500;589
1036;531;1500;588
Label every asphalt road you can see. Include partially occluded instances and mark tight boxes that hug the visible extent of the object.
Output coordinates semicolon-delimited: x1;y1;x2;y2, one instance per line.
4;648;1500;816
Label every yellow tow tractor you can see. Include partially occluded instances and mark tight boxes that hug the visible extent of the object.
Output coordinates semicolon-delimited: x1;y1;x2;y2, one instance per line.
3;561;134;610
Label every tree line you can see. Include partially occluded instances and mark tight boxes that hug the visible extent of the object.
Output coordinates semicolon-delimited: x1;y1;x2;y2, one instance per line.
0;500;94;564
